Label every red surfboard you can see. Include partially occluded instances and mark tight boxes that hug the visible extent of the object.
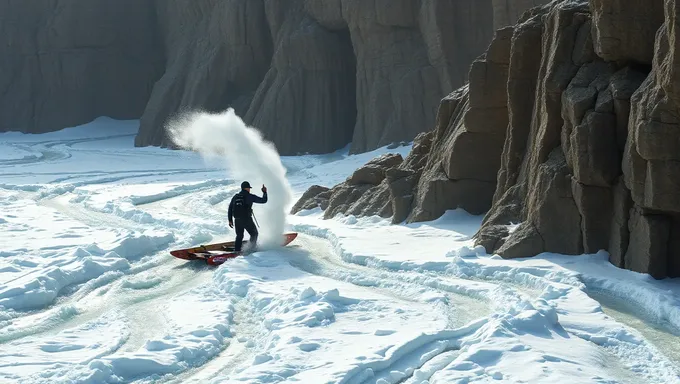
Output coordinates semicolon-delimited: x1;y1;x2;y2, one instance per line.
170;232;298;266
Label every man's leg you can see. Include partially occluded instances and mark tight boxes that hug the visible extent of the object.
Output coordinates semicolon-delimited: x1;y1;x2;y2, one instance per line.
244;218;258;251
234;219;245;252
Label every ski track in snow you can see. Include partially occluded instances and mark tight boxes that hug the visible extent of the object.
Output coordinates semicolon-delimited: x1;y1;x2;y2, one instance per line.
0;118;678;383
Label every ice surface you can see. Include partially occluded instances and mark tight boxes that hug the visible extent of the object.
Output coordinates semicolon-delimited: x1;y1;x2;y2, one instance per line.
0;117;678;383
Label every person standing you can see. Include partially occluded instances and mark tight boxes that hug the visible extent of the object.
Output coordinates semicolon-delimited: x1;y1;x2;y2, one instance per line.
228;181;267;252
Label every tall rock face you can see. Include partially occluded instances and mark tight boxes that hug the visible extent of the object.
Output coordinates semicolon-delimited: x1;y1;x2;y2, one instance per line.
2;0;498;155
0;0;164;133
243;0;356;155
292;25;518;222
293;0;680;280
473;0;676;280
135;0;274;148
341;0;495;153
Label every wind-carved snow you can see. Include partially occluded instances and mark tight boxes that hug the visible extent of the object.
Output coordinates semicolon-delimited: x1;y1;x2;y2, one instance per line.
0;117;678;383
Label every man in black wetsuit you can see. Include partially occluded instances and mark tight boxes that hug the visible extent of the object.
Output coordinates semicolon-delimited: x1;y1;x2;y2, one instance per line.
228;181;268;252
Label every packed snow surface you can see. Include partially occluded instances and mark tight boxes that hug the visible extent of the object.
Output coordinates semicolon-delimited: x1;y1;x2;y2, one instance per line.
0;117;678;384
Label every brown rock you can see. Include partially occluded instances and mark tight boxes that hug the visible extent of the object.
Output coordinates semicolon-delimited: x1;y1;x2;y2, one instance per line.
401;131;433;171
348;166;386;186
625;8;680;215
348;153;403;185
346;181;393;218
324;184;370;219
519;3;589;209
590;0;664;65
494;11;545;202
609;67;647;151
475;225;510;254
497;222;544;259
408;25;516;222
571;179;612;253
409;173;496;221
569;111;619;187
608;177;633;268
443;127;506;183
290;185;331;214
386;168;418;224
525;149;583;255
668;217;680;277
572;18;597;65
480;184;524;229
2;0;504;158
625;208;670;279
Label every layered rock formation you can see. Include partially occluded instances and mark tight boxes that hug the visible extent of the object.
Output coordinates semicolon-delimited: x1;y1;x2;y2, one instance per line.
291;134;432;223
293;22;520;222
475;0;678;280
0;0;164;133
294;0;680;280
2;0;515;156
135;0;274;148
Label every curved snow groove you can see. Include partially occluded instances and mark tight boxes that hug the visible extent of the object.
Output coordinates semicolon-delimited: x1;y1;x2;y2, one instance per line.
292;223;680;383
15;291;235;384
284;236;498;328
127;179;233;206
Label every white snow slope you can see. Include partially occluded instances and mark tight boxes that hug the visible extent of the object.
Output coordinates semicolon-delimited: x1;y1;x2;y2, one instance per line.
0;117;678;384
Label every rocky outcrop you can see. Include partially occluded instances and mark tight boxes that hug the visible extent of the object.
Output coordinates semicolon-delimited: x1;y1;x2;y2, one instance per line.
0;0;163;133
473;0;678;280
2;0;500;156
293;0;679;280
292;133;432;223
292;152;401;219
407;26;514;222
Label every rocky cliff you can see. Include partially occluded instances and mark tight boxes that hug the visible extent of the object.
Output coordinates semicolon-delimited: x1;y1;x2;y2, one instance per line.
0;0;164;133
1;0;534;156
294;0;679;280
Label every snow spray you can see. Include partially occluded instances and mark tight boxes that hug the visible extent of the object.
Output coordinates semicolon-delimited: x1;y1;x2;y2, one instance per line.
166;108;293;249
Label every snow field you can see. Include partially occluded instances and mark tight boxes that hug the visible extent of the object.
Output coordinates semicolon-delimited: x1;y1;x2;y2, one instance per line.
0;118;678;383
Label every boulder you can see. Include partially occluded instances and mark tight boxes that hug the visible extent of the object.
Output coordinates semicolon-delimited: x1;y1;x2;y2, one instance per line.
290;185;331;214
475;225;510;254
496;222;544;259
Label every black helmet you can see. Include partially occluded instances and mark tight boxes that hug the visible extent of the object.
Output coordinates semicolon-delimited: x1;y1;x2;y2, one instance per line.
241;181;251;189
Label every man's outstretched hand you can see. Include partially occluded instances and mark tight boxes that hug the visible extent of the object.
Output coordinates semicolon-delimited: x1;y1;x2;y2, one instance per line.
262;184;267;193
229;221;233;228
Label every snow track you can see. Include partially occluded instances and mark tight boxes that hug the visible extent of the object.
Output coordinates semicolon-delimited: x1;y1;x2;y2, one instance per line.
0;120;678;383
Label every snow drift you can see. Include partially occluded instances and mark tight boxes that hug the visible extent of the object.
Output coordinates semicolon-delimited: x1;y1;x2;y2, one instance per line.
166;108;292;248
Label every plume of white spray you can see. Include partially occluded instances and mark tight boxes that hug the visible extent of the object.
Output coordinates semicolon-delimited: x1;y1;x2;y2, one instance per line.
166;108;292;249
